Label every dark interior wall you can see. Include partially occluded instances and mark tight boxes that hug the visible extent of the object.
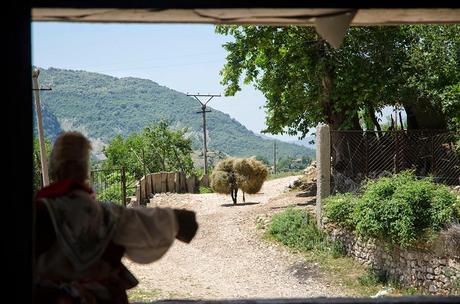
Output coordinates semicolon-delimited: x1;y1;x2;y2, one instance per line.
6;2;32;303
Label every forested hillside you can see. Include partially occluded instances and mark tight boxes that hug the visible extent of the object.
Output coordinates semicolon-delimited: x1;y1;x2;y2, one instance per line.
34;67;314;162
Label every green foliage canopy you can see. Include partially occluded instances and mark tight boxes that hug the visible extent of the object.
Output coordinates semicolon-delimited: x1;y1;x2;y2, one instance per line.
216;25;460;135
102;121;194;179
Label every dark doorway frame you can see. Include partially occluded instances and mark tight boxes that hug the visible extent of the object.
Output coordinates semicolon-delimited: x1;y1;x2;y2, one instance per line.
9;1;460;303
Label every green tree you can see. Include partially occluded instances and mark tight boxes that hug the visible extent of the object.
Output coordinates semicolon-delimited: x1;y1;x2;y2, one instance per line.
143;121;194;174
103;121;194;179
276;155;310;172
33;138;52;192
216;25;460;134
255;155;270;166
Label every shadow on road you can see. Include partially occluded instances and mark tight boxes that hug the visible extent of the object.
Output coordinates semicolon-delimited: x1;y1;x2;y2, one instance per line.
270;201;315;210
221;202;260;207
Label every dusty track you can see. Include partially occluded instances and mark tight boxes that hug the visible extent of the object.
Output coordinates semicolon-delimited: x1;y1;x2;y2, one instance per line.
125;176;346;300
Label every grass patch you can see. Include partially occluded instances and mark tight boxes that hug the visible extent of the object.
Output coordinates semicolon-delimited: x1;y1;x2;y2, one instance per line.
267;207;329;252
199;186;213;194
302;248;385;296
265;207;421;296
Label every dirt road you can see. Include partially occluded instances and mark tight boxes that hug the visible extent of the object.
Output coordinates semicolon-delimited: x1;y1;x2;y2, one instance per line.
125;176;346;300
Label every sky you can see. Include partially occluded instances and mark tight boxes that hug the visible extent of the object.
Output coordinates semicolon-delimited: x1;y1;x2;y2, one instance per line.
32;22;302;142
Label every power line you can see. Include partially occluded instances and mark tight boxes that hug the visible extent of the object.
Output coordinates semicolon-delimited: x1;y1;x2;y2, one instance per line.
186;93;221;177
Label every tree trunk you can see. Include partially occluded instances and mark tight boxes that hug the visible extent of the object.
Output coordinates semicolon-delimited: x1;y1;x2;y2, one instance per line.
404;101;448;130
318;40;363;179
329;110;362;176
367;104;383;137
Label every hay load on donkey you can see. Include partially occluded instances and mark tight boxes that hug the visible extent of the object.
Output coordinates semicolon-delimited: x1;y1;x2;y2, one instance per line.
211;157;268;204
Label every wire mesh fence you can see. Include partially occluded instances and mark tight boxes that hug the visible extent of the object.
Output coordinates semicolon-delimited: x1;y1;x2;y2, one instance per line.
90;167;127;205
330;130;460;193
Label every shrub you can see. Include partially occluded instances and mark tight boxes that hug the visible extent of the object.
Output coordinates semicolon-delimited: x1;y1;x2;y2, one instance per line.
324;193;358;229
455;198;460;220
430;186;460;230
353;170;459;247
268;208;328;251
199;186;213;194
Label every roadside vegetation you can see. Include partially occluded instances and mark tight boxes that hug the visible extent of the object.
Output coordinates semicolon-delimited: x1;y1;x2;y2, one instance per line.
324;171;460;248
265;207;423;296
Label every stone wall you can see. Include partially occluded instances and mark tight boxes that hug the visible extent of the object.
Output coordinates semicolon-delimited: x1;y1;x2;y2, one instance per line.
327;226;460;295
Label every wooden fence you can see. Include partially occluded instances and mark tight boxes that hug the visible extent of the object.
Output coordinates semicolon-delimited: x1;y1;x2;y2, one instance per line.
136;172;209;204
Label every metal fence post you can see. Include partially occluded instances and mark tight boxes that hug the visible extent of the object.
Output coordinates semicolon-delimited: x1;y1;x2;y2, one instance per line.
365;133;369;177
431;132;436;177
394;131;399;173
121;167;127;206
316;123;331;228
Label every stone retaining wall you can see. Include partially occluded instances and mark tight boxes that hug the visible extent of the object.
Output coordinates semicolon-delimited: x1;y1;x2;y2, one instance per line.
327;226;460;295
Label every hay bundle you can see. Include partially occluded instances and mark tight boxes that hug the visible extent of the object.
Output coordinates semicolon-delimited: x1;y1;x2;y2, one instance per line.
234;157;268;194
211;157;268;203
214;157;236;173
210;170;231;194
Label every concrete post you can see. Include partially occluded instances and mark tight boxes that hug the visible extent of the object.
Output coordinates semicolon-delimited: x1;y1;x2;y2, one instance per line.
316;123;331;228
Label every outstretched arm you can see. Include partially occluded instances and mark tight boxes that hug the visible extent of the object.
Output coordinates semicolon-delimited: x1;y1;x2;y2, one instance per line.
112;207;198;264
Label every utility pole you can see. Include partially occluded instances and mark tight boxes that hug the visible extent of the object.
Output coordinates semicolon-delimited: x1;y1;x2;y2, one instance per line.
273;141;277;174
187;93;221;176
32;68;52;187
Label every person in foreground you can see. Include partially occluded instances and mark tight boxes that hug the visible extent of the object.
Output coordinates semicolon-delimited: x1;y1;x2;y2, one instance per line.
33;131;198;304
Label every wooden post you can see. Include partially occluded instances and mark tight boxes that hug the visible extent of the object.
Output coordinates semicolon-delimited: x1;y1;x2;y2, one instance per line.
167;172;176;193
149;174;154;195
145;173;152;198
200;174;209;188
139;175;147;205
135;182;140;204
153;173;162;194
32;68;49;186
316;123;331;228
141;148;148;201
180;172;187;193
160;172;168;193
175;172;181;193
187;175;198;193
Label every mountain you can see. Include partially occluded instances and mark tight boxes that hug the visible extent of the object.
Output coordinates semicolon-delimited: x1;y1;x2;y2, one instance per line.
288;136;316;149
34;67;314;162
33;103;63;142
